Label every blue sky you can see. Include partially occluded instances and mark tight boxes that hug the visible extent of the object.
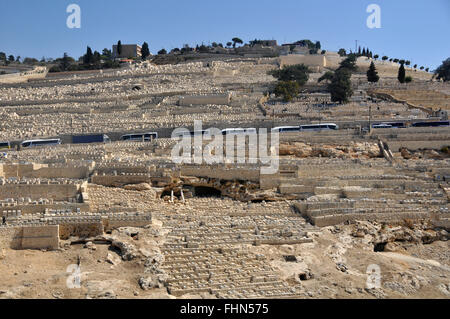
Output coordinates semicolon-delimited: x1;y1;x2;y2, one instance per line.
0;0;449;69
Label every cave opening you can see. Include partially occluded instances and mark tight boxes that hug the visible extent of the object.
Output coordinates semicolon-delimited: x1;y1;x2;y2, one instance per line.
193;186;222;198
373;242;387;252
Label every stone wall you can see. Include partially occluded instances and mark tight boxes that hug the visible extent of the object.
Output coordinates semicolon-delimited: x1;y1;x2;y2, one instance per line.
59;223;103;239
0;225;59;250
279;55;326;68
178;93;231;106
0;184;79;201
91;174;152;187
0;164;89;179
0;226;21;249
1;202;89;215
21;225;59;250
180;165;260;182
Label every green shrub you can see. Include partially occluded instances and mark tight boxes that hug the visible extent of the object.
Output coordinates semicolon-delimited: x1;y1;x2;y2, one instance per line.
274;81;300;102
268;64;311;86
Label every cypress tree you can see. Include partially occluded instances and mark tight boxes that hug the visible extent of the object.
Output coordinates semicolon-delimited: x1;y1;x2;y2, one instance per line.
141;42;150;60
117;40;122;57
367;61;379;83
83;46;93;64
398;62;406;83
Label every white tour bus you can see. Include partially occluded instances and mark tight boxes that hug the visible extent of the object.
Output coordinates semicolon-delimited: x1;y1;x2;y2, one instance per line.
121;132;158;141
271;126;300;133
221;128;257;135
372;123;392;129
21;139;62;148
299;123;339;131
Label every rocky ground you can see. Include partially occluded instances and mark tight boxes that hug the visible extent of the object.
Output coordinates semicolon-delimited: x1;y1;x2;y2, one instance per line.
1;218;448;299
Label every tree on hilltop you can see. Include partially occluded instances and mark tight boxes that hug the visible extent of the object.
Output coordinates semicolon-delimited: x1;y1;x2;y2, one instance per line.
232;37;243;48
102;48;112;60
338;54;358;72
274;81;300;102
318;71;334;83
61;53;71;71
338;49;347;57
367;61;379;83
141;42;150;60
268;64;311;86
117;40;122;57
398;62;406;83
83;46;93;64
435;58;450;81
328;67;353;103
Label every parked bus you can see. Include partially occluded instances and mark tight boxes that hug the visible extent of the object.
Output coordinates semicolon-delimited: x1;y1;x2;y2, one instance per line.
411;121;449;128
299;123;339;131
188;130;209;136
271;126;300;133
121;132;158;141
72;134;111;144
372;123;393;129
221;128;257;135
21;139;61;148
0;142;11;150
384;122;406;128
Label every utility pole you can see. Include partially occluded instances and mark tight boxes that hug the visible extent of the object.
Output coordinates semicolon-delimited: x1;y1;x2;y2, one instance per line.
368;103;372;134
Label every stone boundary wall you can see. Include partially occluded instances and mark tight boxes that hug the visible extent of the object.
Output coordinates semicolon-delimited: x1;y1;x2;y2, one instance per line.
1;202;89;215
0;164;89;179
387;140;449;152
0;184;79;201
91;174;152;187
95;165;151;174
59;223;103;239
178;93;231;106
279;55;326;68
0;225;58;250
293;202;430;227
1;212;151;243
0;226;21;249
180;165;260;182
311;211;429;227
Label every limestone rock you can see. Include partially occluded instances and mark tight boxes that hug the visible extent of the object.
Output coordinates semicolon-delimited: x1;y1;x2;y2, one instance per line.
106;252;122;265
139;273;168;290
123;183;152;191
110;239;138;261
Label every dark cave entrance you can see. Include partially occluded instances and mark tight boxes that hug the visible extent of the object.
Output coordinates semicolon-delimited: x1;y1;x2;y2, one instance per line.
373;242;387;252
193;186;222;198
